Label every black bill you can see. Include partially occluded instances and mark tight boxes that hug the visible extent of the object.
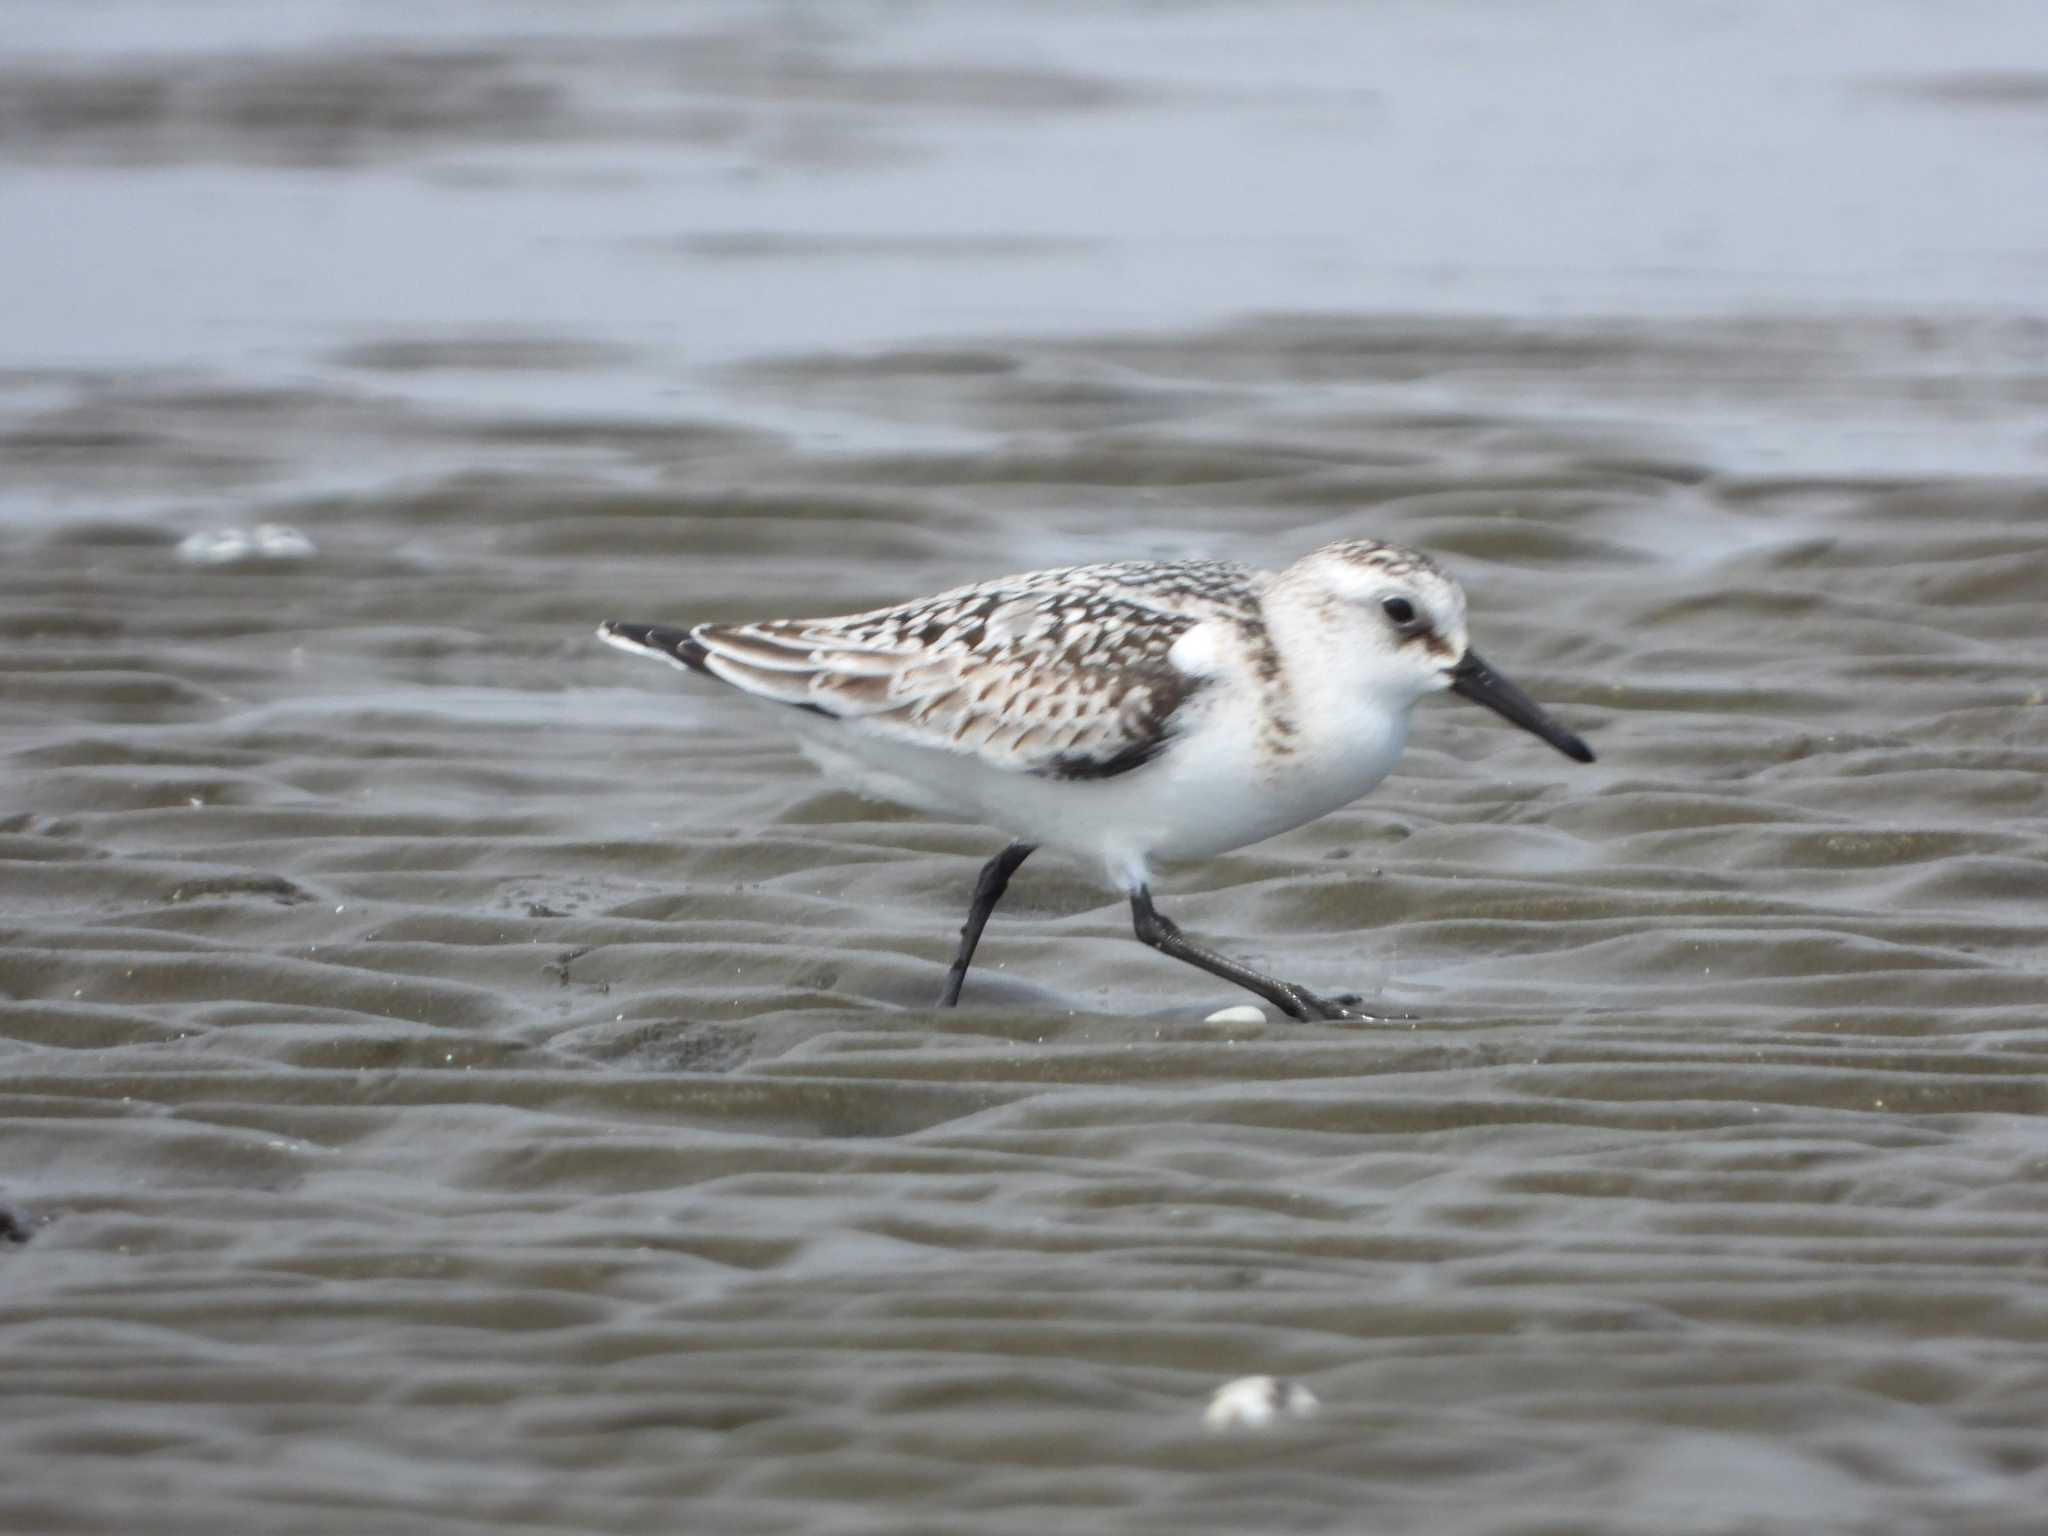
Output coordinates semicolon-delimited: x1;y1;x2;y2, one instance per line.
1448;650;1595;763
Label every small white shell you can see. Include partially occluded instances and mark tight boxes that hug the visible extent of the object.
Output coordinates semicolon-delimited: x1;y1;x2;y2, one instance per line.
177;525;317;566
177;529;253;565
252;524;317;560
1202;1004;1267;1025
1203;1375;1320;1430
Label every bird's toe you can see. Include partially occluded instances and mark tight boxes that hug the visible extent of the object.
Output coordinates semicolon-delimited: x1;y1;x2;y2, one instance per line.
1308;991;1413;1024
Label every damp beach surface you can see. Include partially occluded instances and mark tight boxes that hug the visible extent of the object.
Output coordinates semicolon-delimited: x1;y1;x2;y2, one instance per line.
4;3;2048;1533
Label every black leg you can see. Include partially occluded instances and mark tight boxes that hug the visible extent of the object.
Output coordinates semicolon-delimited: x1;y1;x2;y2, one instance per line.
1129;887;1391;1023
938;842;1036;1006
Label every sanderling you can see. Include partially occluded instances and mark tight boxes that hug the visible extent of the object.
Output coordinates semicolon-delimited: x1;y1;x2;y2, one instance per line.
599;538;1592;1021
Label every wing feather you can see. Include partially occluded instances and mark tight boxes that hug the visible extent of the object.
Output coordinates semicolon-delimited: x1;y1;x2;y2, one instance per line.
703;603;1212;777
612;556;1259;780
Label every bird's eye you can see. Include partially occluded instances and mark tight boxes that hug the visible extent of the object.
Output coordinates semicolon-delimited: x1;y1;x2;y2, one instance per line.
1382;596;1418;627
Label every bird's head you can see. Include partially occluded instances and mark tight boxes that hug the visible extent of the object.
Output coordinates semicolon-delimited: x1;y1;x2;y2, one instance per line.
1284;539;1594;763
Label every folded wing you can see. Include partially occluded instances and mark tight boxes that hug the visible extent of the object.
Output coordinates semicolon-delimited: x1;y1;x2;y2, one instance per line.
603;565;1240;780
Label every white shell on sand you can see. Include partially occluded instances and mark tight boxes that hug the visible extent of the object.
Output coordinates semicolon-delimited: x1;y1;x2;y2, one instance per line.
178;525;317;566
1203;1375;1320;1430
1202;1004;1267;1025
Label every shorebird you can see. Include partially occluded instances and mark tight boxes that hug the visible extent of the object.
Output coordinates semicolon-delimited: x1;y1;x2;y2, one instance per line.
599;538;1592;1021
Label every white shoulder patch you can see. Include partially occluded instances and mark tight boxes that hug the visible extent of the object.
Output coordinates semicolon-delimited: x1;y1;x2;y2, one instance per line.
1166;620;1225;678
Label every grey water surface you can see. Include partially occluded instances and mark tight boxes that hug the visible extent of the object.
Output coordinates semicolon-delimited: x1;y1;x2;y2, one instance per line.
3;3;2048;1533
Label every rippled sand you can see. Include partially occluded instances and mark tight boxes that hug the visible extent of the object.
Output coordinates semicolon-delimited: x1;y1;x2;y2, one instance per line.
6;4;2048;1534
7;311;2047;1534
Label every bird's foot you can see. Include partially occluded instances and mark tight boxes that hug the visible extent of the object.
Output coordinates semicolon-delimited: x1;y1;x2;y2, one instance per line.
1274;986;1413;1024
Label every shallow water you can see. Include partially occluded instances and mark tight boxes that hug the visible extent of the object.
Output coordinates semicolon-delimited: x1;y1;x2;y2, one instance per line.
4;4;2048;1534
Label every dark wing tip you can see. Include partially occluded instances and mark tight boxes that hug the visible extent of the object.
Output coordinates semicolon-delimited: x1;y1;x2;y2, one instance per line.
598;621;840;716
597;621;710;674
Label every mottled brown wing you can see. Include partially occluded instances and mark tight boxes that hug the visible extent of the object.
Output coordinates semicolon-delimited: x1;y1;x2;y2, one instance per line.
691;587;1211;780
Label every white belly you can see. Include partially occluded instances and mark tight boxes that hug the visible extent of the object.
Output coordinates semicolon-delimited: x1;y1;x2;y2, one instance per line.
787;692;1412;892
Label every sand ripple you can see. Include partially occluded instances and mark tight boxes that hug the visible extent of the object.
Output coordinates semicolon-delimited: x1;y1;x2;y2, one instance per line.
5;0;2048;1523
4;310;2047;1535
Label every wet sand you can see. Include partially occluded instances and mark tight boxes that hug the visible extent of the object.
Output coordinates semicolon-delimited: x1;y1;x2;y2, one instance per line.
4;4;2048;1534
